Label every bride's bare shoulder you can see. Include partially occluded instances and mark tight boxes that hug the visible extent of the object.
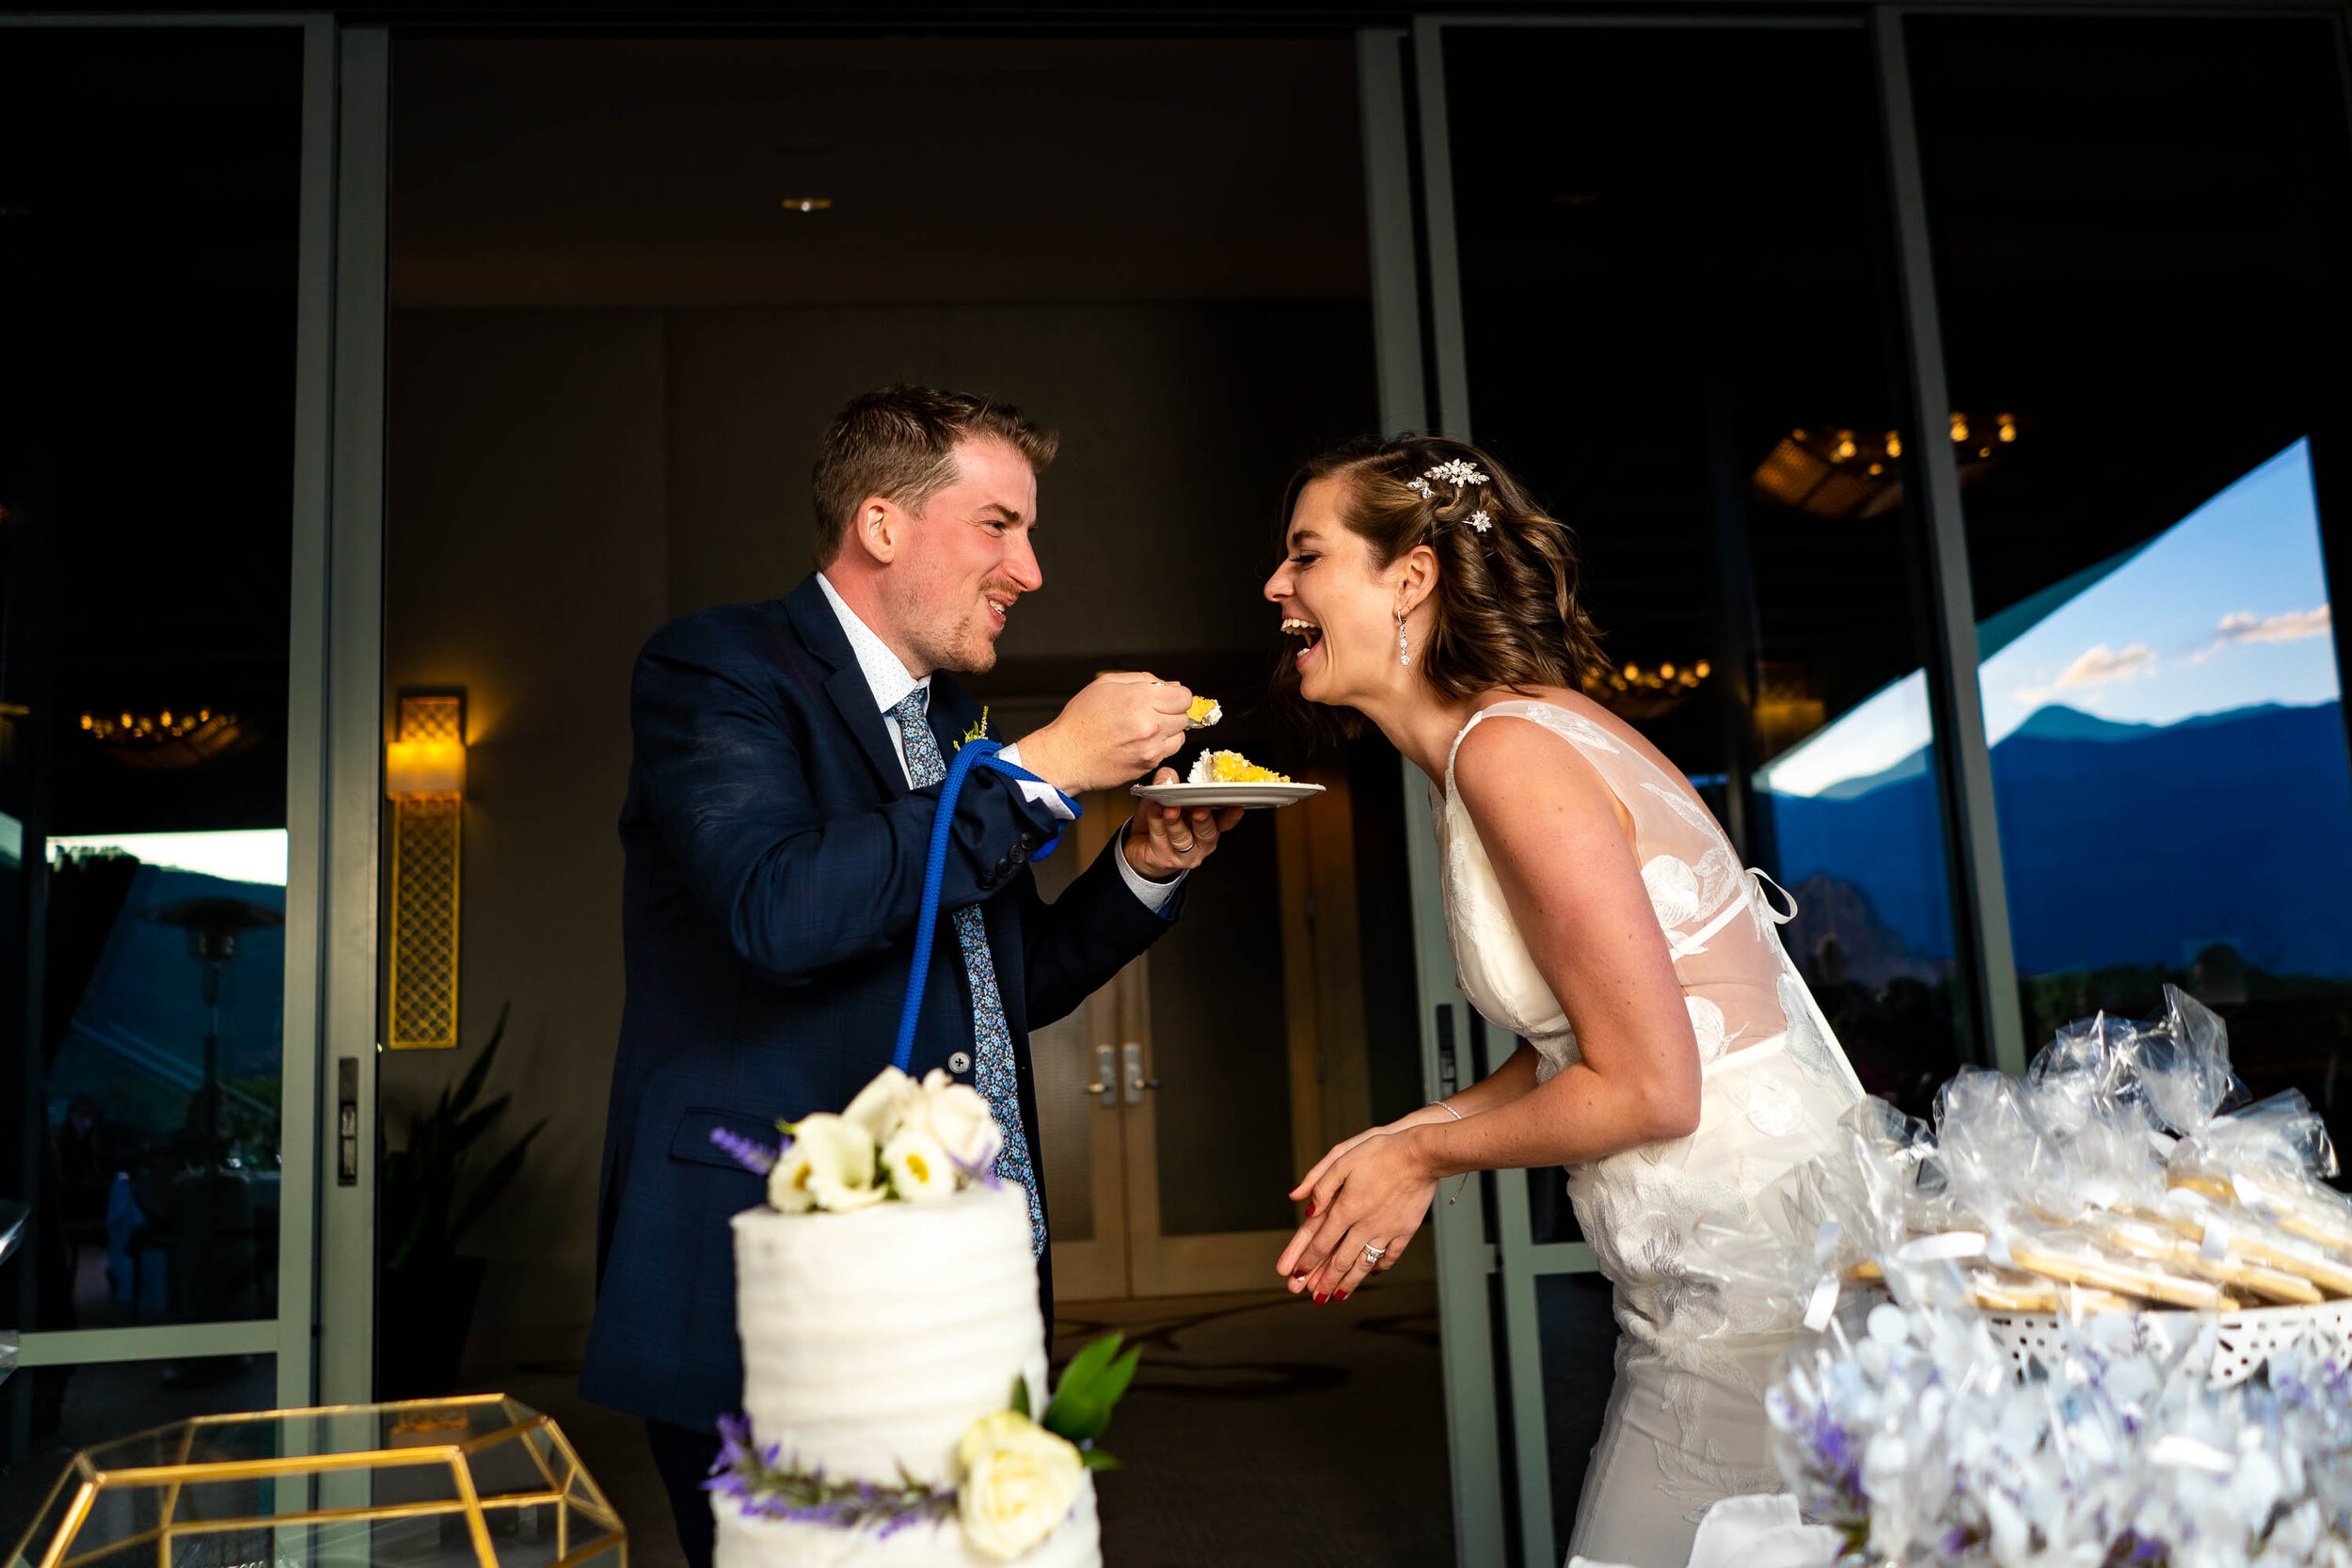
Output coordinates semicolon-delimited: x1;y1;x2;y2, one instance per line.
1451;689;1634;838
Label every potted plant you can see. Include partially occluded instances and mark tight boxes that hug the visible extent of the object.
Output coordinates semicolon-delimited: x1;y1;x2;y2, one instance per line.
377;1004;548;1400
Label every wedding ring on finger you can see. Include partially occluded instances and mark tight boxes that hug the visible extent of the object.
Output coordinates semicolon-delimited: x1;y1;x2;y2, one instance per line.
1362;1242;1387;1265
1170;834;1195;852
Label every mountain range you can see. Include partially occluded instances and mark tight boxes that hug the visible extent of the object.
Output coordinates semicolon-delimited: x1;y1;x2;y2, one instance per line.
1767;699;2352;979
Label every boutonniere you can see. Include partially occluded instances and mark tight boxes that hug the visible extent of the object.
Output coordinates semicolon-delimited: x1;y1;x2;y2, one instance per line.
957;707;990;751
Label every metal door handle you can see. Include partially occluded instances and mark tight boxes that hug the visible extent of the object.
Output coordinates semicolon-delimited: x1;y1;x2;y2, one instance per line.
1088;1044;1117;1108
1121;1042;1159;1106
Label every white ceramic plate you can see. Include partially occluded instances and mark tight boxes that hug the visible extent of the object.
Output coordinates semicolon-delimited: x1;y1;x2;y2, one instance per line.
1130;782;1326;810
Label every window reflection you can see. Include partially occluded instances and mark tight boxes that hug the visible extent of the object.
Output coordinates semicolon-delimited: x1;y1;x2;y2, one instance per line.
1907;12;2352;1152
1977;441;2350;1037
1758;443;2352;1086
44;832;288;1327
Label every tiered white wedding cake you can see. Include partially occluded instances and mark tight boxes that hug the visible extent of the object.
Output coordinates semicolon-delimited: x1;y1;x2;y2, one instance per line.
707;1068;1115;1568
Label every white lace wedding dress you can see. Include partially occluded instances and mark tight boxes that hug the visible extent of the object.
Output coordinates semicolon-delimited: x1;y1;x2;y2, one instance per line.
1435;700;1865;1568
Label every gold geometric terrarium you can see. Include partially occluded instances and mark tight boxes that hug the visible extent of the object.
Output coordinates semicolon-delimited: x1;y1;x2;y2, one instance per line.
7;1395;624;1568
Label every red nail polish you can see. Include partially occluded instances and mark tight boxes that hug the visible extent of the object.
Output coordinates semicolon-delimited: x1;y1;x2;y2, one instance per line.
1336;1291;1349;1303
1306;1200;1316;1217
1314;1292;1328;1306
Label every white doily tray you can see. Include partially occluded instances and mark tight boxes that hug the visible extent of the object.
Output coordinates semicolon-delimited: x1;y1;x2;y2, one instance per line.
1981;1299;2352;1386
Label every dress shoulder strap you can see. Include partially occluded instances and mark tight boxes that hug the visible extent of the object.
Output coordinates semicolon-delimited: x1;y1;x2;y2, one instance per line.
1443;699;1628;799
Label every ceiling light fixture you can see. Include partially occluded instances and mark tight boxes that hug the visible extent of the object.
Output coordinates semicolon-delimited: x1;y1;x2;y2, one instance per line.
82;707;247;770
1749;412;2029;521
780;197;834;213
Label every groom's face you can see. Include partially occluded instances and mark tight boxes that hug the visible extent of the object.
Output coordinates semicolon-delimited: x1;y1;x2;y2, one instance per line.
878;436;1043;675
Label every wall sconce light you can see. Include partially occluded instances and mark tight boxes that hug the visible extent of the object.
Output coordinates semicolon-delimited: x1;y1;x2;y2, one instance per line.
388;690;465;1049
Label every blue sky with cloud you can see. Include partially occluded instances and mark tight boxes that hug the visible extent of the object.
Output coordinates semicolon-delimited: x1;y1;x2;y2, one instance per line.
1762;438;2340;798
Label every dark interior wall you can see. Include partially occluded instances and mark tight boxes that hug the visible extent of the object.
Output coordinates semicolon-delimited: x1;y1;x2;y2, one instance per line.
662;302;1375;640
383;300;1375;1365
383;311;670;1367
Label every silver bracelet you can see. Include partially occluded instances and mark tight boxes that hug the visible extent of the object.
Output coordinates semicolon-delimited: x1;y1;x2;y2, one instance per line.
1424;1101;1471;1203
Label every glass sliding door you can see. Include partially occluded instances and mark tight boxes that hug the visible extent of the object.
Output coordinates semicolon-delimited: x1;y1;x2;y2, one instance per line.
1418;17;1949;1559
1438;21;1968;1119
1904;13;2352;1148
0;22;332;1548
1382;8;2352;1565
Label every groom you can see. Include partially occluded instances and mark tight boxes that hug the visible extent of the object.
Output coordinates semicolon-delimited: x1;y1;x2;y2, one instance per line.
581;386;1235;1566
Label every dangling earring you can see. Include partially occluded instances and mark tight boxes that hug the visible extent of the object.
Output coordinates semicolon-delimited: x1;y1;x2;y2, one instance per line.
1396;607;1410;667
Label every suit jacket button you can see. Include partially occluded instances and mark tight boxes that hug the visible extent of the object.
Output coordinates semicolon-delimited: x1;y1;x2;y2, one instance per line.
1020;830;1041;850
1008;845;1027;865
948;1051;974;1074
977;872;997;890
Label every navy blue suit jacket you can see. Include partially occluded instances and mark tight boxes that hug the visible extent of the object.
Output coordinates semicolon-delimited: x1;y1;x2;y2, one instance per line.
580;573;1180;1433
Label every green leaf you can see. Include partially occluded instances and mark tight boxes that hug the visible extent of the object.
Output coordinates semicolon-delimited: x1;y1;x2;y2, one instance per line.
1078;1448;1120;1470
1041;1333;1139;1446
1052;1333;1124;1402
1097;1346;1141;1410
1044;1395;1109;1445
1010;1376;1030;1419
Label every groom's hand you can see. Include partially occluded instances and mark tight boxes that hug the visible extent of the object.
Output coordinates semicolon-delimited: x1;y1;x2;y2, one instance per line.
1014;673;1193;795
1124;768;1245;879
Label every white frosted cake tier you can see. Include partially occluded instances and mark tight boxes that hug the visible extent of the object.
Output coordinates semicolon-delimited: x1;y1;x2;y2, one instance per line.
713;1473;1100;1568
732;1182;1049;1488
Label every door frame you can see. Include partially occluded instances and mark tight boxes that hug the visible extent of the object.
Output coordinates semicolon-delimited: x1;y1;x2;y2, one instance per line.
2;12;385;1418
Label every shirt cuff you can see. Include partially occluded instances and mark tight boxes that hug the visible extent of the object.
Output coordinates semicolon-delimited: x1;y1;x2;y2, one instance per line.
994;743;1075;822
1112;818;1185;915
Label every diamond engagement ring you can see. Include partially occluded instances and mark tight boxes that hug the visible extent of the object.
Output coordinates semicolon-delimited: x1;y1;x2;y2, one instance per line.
1362;1243;1387;1264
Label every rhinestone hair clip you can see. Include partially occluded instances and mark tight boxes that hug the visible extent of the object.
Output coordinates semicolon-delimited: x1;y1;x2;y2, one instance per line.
1406;459;1495;535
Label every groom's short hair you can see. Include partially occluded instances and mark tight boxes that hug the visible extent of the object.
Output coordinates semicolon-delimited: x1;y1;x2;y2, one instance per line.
812;385;1058;565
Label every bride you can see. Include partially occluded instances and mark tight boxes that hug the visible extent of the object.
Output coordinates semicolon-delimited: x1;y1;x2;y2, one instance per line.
1266;436;1865;1568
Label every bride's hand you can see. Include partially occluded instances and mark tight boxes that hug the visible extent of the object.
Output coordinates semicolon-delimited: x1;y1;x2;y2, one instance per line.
1286;1103;1457;1203
1287;1128;1384;1204
1275;1128;1438;1304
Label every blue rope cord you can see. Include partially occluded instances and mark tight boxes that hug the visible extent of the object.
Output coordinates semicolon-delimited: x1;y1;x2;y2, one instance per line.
890;740;1070;1073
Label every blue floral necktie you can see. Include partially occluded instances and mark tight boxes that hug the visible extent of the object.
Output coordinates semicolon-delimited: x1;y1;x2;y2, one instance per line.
890;689;1045;1254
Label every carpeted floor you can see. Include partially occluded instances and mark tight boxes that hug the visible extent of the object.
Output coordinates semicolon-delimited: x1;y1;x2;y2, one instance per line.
1056;1281;1453;1567
479;1277;1454;1568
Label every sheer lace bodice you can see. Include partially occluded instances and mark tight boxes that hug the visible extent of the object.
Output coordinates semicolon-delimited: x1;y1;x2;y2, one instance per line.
1435;699;1865;1527
1438;700;1859;1097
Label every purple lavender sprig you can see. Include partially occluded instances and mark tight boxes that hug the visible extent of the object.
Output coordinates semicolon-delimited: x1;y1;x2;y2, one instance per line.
709;1126;781;1177
705;1413;956;1538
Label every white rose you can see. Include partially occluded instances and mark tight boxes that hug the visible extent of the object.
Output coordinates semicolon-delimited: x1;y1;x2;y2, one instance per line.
955;1410;1084;1561
914;1072;1004;1178
788;1113;884;1212
882;1126;956;1204
841;1066;916;1147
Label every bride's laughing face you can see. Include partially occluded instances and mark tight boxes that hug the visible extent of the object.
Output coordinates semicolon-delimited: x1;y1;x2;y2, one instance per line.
1263;476;1404;707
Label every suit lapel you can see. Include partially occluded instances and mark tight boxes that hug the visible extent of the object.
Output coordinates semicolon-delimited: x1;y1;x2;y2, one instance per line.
781;575;908;796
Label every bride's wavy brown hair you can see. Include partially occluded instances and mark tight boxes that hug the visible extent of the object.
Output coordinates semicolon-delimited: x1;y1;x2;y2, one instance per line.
1274;435;1610;709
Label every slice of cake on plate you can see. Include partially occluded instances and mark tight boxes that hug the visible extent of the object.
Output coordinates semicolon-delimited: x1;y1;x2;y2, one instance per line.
1189;750;1289;784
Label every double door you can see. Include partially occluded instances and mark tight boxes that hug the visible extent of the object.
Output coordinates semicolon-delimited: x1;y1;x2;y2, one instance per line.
1007;740;1381;1303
